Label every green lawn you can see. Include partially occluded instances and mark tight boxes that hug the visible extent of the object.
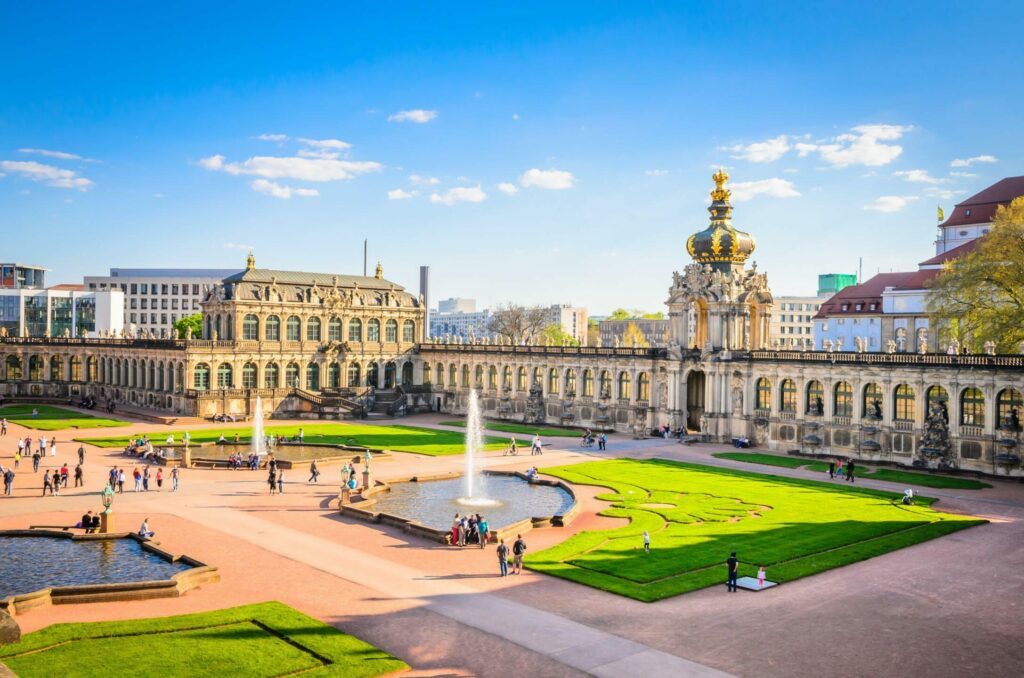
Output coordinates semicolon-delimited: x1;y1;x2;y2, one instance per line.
76;422;525;456
0;404;128;431
713;452;991;490
0;601;406;678
439;420;590;438
527;458;983;602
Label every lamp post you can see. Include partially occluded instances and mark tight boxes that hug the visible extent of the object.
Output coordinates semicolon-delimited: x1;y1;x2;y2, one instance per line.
100;483;115;533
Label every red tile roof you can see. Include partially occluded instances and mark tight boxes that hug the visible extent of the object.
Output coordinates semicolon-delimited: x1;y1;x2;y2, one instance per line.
939;176;1024;228
918;238;980;267
813;271;940;319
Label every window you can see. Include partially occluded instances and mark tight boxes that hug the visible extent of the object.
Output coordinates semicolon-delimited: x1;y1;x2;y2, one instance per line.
130;283;138;294
217;363;232;388
582;369;594;397
450;364;458;386
161;284;168;295
171;284;179;295
863;383;883;418
28;355;44;381
806;380;824;414
780;379;797;412
367;319;381;342
348;318;362;342
307;317;322;342
140;299;147;310
347;362;361;387
997;389;1023;429
285;363;300;388
242;362;257;388
49;356;63;381
193;364;210;390
328;362;341;388
599;370;611;397
488;365;498;389
306;363;320;391
961;388;985;426
461;364;470;387
548;368;559;394
637;373;650;401
266;315;280;341
476;365;485;388
756;378;772;410
328;317;342;341
501;365;511;389
565;369;577;395
517;366;527;391
894;384;915;421
424;363;434;385
242;314;259;340
264;363;279;388
402;319;415;342
286;316;301;341
385;319;398;342
617;372;631;400
834;381;853;417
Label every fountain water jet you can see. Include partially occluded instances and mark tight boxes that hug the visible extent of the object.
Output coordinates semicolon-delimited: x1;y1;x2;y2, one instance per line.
459;389;499;507
251;396;266;456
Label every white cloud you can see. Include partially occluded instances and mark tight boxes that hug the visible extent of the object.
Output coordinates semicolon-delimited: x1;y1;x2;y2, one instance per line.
17;148;94;162
256;133;288;142
297;137;350;151
795;124;910;167
519;168;575;190
863;195;918;213
496;182;519;195
199;153;381;182
0;160;93;190
224;242;254;251
429;186;486;205
409;174;440;186
725;135;791;163
198;154;225;170
250;179;319;199
950;155;997;167
387;188;417;200
949;171;977;178
729;178;801;202
512;113;520;121
388;109;438;124
923;187;966;200
893;169;945;184
645;169;669;177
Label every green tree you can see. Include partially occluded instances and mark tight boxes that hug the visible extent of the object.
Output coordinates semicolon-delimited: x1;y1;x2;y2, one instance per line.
926;196;1024;353
620;322;650;348
608;308;631;320
173;313;203;339
540;323;579;346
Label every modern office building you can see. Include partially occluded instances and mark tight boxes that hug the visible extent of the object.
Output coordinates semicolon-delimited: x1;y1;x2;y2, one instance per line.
0;263;47;289
84;268;239;337
436;297;477;313
0;287;123;338
429;307;495;341
546;304;588;345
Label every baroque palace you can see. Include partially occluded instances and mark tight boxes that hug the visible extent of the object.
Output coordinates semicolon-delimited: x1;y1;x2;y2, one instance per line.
1;171;1022;477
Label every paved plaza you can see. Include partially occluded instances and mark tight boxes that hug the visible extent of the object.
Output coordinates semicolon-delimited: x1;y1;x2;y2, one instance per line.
1;410;1022;677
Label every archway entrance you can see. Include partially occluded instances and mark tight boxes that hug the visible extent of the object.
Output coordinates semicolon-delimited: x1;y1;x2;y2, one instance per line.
686;370;706;431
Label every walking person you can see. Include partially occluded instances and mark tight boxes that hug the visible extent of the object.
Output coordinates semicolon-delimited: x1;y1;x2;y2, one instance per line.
117;468;126;493
268;469;277;494
308;460;319;483
171;466;179;492
74;463;84;487
60;463;69;488
457;516;466;547
726;551;739;592
3;467;13;496
17;436;24;461
142;465;151;491
0;417;6;436
156;468;164;490
42;470;54;496
496;539;509;577
13;449;20;469
846;459;856;483
50;437;57;457
828;460;835;479
477;514;489;548
277;470;284;494
133;467;142;492
78;444;86;465
512;534;527;574
643;530;651;553
298;427;304;443
32;450;40;473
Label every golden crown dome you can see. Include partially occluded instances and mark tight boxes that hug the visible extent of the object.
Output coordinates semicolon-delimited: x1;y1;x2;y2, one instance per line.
686;170;756;268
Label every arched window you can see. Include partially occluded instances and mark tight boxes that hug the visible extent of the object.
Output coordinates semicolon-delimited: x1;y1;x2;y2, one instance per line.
637;372;650;401
285;362;300;388
368;361;380;387
449;364;457;386
582;369;594;397
565;369;577;395
599;370;612;398
961;387;985;426
926;385;949;422
242;362;257;388
307;317;322;342
488;365;498;389
264;362;279;388
265;315;280;341
517;366;527;391
833;381;853;417
242;314;259;340
286;316;301;341
50;356;63;381
147;361;154;389
28;355;44;380
863;383;883;418
402;319;415;342
217;363;233;388
347;362;361;387
306;362;320;391
348;318;362;342
533;367;543;389
806;380;824;415
86;357;97;382
193;363;210;391
432;363;441;386
224;314;233;340
328;362;341;388
423;363;433;385
385;319;398;343
894;384;915;421
618;372;632;400
402;362;413;386
214;314;222;339
548;368;559;394
176;363;184;392
756;378;772;410
328;317;342;341
997;388;1023;429
367;319;381;342
780;379;797;412
70;356;83;382
461;364;470;387
384;361;397;388
502;365;512;389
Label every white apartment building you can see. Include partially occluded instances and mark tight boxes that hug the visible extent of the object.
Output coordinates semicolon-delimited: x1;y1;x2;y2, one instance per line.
769;296;827;346
437;297;477;313
429;308;494;340
84;268;238;337
0;288;123;338
547;304;588;344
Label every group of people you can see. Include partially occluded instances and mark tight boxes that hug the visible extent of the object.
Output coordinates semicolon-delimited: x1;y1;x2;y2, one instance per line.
40;462;84;495
267;456;285;494
450;513;490;547
495;534;527;576
725;551;768;592
104;464;179;493
580;429;608;450
17;435;58;470
826;458;857;482
225;452;262;470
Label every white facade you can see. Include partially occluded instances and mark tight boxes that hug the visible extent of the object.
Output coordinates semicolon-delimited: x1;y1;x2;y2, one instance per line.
429;309;495;340
813;314;884;351
546;304;588;344
0;288;124;338
769;295;827;345
84;268;238;337
437;297;477;313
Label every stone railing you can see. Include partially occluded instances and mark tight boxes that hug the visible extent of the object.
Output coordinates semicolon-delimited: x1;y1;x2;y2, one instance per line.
893;420;914;431
749;350;1024;369
418;343;672;359
0;336;189;351
833;415;852;426
960;425;985;438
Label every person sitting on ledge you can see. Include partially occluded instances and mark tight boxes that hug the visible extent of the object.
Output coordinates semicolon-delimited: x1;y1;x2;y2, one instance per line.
90;513;101;532
80;510;95;533
525;467;538;480
138;518;155;538
217;435;227;444
902;488;915;505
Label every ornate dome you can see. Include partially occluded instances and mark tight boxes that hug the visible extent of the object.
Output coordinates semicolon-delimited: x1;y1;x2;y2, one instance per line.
686;169;756;269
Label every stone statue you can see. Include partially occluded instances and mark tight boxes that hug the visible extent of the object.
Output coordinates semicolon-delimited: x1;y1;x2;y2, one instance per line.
984;340;996;356
918;338;928;354
0;327;6;338
185;326;193;340
809;338;816;352
835;337;844;352
731;385;743;413
699;413;708;434
823;339;834;352
363;449;372;470
212;329;219;341
885;339;896;354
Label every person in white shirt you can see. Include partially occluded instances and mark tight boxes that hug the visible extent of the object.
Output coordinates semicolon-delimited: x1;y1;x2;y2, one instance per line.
138;518;155;538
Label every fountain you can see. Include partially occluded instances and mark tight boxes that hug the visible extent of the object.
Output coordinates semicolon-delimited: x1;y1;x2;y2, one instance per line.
252;396;266;456
459;390;498;507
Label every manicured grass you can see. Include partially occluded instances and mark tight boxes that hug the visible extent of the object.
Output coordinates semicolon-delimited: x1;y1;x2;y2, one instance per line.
0;601;406;677
76;422;525;456
0;404;128;431
713;452;992;490
527;458;983;602
439;420;590;438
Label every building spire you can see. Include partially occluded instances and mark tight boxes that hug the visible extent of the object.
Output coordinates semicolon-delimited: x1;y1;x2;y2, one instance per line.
374;261;383;279
246;251;256;271
708;168;733;223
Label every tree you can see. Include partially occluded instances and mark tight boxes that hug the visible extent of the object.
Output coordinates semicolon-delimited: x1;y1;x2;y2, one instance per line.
487;304;549;344
586;318;601;347
540;323;579;346
608;308;632;320
620;322;650;348
173;313;203;339
927;196;1024;353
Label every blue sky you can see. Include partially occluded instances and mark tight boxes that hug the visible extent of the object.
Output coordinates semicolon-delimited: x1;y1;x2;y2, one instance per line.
2;2;1022;312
